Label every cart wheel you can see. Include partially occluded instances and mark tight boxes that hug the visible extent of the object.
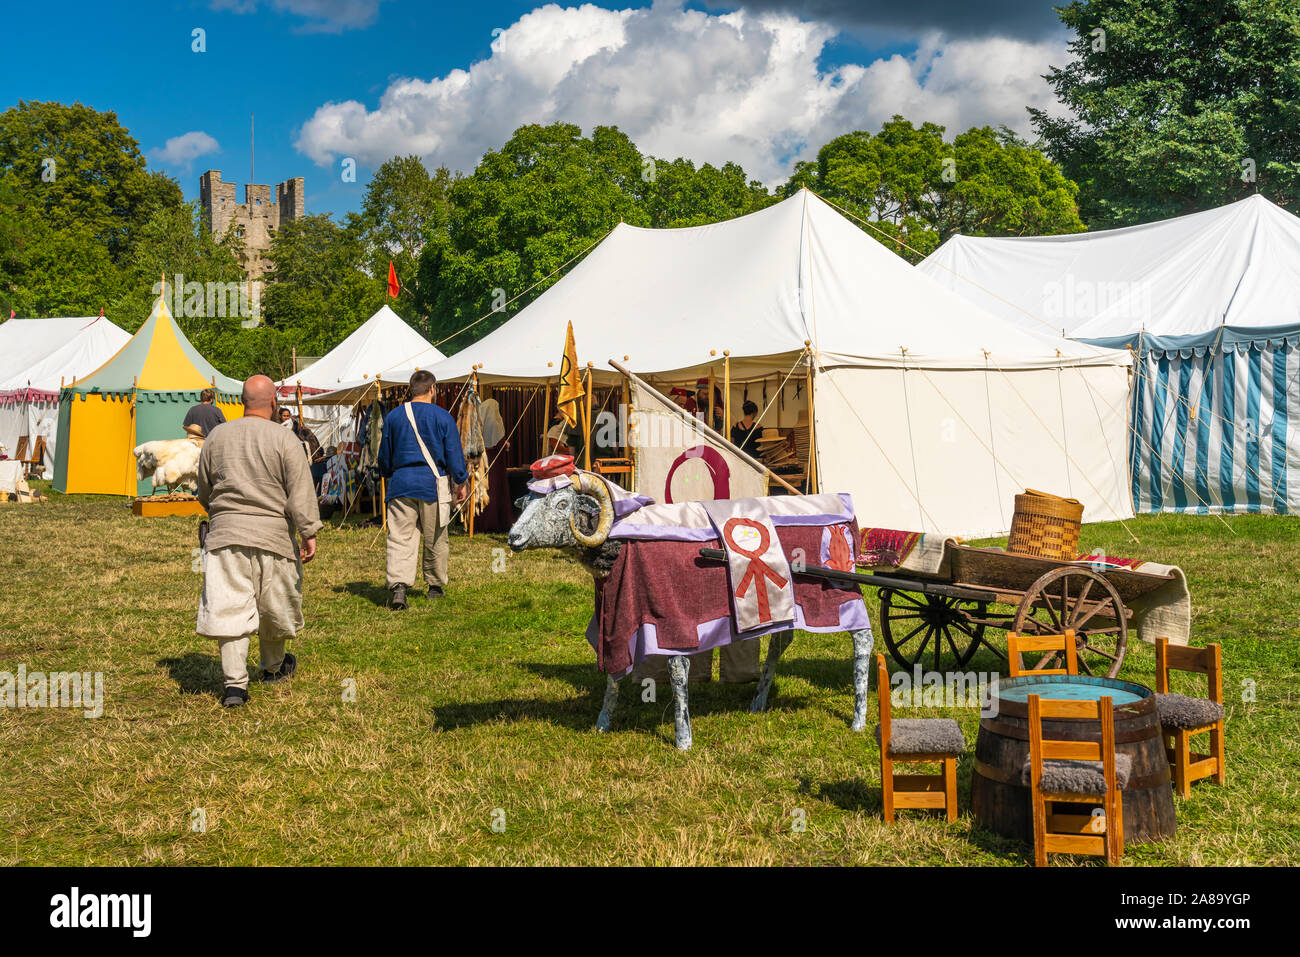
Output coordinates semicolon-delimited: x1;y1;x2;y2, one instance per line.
878;588;990;672
1010;567;1128;678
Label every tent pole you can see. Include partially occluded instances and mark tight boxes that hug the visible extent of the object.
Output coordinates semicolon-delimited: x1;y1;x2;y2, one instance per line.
622;371;636;492
543;381;553;454
468;370;478;539
708;363;716;430
805;344;818;494
583;363;593;470
723;351;731;437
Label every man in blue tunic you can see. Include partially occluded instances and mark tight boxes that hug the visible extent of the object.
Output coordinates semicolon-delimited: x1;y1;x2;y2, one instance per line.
378;370;469;609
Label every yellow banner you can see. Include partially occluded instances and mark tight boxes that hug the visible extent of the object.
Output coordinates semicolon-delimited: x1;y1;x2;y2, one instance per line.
556;320;585;427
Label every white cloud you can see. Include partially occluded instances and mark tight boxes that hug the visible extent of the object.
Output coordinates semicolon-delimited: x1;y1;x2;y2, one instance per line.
294;2;1069;185
147;131;221;171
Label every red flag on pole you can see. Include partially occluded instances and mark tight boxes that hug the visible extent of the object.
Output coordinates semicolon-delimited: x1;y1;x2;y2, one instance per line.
387;260;401;298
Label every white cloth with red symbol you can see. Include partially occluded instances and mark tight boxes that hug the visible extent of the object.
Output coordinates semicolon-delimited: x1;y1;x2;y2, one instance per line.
701;499;795;633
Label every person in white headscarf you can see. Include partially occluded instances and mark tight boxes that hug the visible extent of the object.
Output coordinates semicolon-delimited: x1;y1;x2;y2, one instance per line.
476;392;514;532
479;397;505;450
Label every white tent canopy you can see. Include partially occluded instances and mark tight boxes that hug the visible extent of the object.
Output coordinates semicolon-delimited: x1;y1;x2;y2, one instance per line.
315;190;1134;536
277;305;444;394
428;189;1126;382
920;194;1300;516
278;305;445;449
0;315;131;470
919;194;1300;341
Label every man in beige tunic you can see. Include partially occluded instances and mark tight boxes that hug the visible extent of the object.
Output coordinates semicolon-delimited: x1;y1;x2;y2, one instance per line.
196;375;322;707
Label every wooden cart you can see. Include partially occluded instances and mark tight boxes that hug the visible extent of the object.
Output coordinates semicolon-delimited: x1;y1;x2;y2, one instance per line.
868;544;1176;677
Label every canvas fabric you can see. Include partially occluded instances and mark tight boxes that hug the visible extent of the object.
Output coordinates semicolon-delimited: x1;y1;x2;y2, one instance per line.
403;401;452;523
702;498;794;632
218;634;286;692
386;497;450;588
197;545;304;641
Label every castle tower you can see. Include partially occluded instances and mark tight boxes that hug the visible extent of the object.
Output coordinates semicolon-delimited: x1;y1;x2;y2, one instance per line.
199;170;305;282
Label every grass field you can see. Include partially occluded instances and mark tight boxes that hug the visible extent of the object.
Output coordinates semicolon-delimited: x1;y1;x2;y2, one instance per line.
1;485;1297;866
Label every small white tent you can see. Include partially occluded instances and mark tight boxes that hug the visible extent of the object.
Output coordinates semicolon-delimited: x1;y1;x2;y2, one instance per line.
277;305;443;394
0;316;131;472
277;305;445;446
921;195;1300;515
407;189;1132;537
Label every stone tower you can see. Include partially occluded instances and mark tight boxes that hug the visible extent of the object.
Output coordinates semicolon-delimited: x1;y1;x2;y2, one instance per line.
199;170;305;281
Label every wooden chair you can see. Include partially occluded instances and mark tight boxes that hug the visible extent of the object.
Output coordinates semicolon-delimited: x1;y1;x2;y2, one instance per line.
593;458;633;489
1155;638;1225;798
21;435;46;479
875;654;964;823
1007;630;1078;677
14;436;28;462
1026;693;1126;866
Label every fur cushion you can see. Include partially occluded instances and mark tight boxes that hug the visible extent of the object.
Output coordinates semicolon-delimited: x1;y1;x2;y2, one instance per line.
1155;692;1224;730
875;718;965;755
1022;754;1132;793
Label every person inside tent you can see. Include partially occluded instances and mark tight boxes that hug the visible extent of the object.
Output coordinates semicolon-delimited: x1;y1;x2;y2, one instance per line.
182;388;226;436
668;387;696;416
475;388;514;532
544;411;582;458
694;379;724;433
730;400;761;453
278;406;328;489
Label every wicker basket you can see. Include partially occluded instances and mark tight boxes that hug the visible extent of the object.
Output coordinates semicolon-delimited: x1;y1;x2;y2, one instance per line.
1007;489;1084;560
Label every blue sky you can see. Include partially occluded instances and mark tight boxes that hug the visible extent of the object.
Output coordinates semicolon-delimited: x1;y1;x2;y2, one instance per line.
2;0;1066;217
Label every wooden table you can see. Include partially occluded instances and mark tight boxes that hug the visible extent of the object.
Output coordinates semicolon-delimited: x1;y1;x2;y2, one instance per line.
970;674;1176;844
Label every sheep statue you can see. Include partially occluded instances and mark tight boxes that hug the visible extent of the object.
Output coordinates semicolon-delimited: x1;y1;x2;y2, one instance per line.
133;424;205;494
508;455;875;750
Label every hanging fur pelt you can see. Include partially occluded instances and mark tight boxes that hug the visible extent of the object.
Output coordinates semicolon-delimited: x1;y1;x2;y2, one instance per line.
457;387;490;517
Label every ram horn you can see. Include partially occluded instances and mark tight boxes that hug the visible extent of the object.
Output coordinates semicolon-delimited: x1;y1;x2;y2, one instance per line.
569;472;615;547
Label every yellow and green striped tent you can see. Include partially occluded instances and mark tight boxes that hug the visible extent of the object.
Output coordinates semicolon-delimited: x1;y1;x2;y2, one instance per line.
53;296;244;495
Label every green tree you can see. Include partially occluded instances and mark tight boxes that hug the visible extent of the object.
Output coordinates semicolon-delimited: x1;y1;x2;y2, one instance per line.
417;123;775;350
419;123;651;351
785;118;1084;261
0;100;182;262
1030;0;1300;227
261;213;383;378
641;157;773;227
357;155;455;325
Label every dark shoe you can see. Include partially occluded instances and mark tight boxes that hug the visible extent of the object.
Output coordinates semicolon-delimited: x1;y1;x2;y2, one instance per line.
221;686;249;708
427;585;445;600
390;584;408;610
262;652;297;684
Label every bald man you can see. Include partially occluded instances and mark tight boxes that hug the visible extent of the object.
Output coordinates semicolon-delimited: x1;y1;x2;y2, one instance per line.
196;375;322;707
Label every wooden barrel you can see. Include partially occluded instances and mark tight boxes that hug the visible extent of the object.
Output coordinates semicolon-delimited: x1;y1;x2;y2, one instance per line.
971;675;1176;844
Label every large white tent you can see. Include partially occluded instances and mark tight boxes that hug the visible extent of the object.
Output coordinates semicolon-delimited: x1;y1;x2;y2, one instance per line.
277;304;444;447
377;189;1127;537
0;315;131;472
921;194;1300;515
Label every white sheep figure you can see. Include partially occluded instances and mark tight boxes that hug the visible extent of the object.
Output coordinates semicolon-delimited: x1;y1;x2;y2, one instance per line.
133;427;204;494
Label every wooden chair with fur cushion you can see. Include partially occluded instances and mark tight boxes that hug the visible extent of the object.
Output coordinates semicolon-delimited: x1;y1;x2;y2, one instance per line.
1155;638;1225;799
874;654;964;823
1025;693;1126;866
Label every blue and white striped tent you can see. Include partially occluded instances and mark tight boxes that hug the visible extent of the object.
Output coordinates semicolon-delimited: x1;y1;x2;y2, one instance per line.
1088;327;1298;514
921;195;1300;516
